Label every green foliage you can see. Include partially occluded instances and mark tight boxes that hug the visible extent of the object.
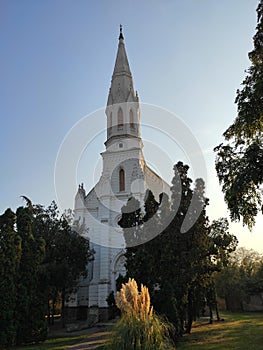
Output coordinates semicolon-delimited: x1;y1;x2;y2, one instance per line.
214;0;263;228
119;162;238;338
210;218;238;268
106;279;174;350
0;199;93;347
0;209;20;348
15;206;47;345
215;247;263;311
107;314;174;350
119;191;161;296
106;291;120;319
33;201;93;325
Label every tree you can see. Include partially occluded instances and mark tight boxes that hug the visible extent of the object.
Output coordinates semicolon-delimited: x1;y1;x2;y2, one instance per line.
0;209;21;348
15;206;47;345
120;162;213;336
118;196;144;284
215;247;263;311
119;190;169;297
0;200;93;345
33;201;93;326
119;162;239;337
207;218;238;321
214;0;263;228
210;218;238;269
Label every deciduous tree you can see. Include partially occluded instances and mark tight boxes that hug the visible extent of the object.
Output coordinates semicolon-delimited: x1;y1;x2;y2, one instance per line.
214;0;263;228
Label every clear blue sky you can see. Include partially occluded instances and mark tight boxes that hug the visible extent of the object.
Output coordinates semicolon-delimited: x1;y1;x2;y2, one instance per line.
1;0;262;252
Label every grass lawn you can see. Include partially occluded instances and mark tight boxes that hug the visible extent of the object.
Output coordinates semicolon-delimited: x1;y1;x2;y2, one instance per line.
13;331;108;350
12;312;263;349
177;312;263;349
13;334;90;350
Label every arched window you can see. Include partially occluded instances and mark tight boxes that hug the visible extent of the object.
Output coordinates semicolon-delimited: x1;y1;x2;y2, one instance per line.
129;109;134;129
118;108;123;129
119;169;125;191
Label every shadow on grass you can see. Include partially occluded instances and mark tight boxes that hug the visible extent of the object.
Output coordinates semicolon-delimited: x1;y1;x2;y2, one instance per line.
13;333;109;350
177;312;263;350
13;335;89;350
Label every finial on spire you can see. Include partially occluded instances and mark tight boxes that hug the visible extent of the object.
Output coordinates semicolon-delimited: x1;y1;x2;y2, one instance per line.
119;24;124;40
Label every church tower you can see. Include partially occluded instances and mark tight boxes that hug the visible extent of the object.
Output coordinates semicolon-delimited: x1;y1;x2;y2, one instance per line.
68;27;169;322
106;25;141;146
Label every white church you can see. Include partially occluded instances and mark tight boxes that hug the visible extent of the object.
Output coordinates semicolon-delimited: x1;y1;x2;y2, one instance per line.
66;27;169;322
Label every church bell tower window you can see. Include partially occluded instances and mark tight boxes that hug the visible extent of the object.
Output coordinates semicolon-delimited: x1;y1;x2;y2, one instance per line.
118;108;123;129
119;168;125;191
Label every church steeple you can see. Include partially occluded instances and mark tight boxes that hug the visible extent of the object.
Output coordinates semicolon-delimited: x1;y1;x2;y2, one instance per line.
107;25;137;106
105;26;141;148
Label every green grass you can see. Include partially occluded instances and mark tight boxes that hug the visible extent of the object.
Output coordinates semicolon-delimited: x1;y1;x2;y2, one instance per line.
12;331;108;350
13;334;89;350
12;312;263;349
177;312;263;350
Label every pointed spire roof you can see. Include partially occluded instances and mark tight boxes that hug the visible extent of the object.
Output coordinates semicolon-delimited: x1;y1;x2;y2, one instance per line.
107;26;138;106
112;25;132;77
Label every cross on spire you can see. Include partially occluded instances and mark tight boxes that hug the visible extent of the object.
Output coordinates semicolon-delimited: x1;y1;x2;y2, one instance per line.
119;24;124;40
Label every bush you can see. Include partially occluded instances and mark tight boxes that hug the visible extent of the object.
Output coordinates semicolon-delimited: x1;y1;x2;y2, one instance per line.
106;291;120;319
106;278;175;350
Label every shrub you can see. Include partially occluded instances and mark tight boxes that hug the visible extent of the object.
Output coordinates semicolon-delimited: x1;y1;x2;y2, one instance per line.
106;278;175;350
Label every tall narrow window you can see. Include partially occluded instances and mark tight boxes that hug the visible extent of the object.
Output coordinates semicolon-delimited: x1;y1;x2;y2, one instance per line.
118;108;123;129
119;169;125;191
129;109;134;129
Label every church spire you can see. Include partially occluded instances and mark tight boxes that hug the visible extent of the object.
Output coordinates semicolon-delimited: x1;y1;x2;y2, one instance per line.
105;27;141;148
107;26;137;106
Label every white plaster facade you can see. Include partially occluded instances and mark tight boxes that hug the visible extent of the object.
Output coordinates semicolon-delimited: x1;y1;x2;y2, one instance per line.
68;28;170;318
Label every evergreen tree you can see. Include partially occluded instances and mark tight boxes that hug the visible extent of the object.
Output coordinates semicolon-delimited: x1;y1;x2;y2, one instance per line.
134;190;160;292
119;191;163;295
214;0;263;228
0;209;21;348
33;201;93;326
118;161;241;338
158;162;194;336
0;200;93;345
15;206;47;345
183;179;209;332
119;197;143;283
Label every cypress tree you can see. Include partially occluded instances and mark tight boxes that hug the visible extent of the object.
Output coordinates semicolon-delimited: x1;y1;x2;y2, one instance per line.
0;209;21;348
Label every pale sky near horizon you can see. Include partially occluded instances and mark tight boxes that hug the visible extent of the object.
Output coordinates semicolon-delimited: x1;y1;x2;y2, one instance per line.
1;0;262;252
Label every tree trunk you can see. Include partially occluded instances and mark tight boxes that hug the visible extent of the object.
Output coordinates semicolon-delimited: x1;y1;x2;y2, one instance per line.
52;296;55;325
47;300;51;326
209;305;213;324
186;290;193;333
62;289;65;328
215;302;220;321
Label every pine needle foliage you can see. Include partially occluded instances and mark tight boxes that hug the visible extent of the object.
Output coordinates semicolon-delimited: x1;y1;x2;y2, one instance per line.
106;278;175;350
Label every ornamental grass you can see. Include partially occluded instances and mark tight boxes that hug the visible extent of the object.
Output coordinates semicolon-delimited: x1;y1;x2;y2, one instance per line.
106;278;175;350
